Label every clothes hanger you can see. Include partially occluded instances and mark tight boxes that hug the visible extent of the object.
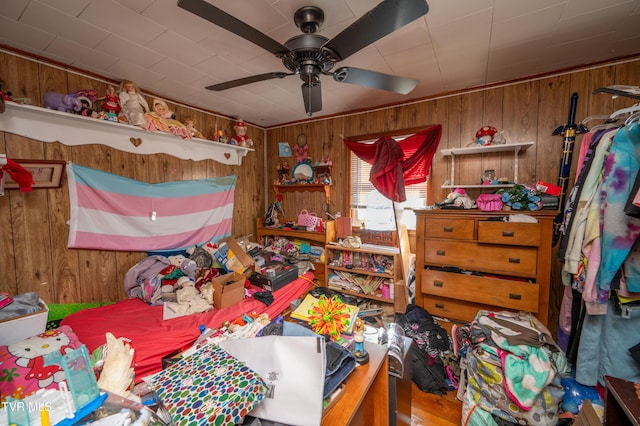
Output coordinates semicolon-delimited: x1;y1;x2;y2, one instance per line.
610;103;640;120
624;110;640;127
589;121;622;132
581;114;612;126
593;86;640;100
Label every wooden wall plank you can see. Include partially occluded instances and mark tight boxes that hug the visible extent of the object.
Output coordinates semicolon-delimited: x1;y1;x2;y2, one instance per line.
5;133;53;300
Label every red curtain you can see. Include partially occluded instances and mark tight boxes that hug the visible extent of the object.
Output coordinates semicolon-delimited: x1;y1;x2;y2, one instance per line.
343;124;442;202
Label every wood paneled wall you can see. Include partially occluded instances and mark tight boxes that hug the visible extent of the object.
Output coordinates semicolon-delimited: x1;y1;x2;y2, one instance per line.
265;57;640;331
2;47;639;328
0;51;264;304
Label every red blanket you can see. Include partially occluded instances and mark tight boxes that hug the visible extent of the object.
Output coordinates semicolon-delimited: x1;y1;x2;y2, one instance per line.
62;273;313;381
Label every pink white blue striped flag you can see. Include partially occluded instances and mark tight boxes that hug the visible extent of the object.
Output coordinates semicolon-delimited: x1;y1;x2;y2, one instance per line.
67;164;236;251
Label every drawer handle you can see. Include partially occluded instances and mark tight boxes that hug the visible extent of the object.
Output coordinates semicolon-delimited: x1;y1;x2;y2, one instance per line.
433;281;443;287
435;303;445;309
508;257;521;264
509;293;522;300
436;250;446;256
443;227;453;232
502;231;515;237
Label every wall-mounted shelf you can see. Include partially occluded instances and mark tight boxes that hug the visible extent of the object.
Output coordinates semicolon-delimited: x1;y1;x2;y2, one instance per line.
441;141;534;189
273;184;332;205
0;102;253;165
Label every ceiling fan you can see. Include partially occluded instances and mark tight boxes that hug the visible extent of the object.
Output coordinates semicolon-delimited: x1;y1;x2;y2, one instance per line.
177;0;430;116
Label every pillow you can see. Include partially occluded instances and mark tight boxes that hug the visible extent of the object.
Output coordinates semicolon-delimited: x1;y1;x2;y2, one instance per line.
0;325;83;402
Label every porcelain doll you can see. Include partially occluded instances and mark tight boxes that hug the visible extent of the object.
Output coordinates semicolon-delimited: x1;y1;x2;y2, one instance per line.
184;116;205;139
145;99;191;139
118;80;149;127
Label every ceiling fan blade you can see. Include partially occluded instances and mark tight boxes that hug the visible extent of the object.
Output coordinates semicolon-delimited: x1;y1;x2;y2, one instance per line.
332;67;418;94
301;82;322;115
323;0;429;61
206;72;292;91
178;0;290;55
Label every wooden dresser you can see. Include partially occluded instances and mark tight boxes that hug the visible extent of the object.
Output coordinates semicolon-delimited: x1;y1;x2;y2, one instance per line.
414;209;556;327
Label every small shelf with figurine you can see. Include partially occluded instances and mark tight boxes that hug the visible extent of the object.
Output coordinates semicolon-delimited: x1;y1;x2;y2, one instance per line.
441;141;534;189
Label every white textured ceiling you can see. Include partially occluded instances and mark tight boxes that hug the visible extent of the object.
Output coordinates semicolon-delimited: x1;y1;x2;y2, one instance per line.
1;0;639;128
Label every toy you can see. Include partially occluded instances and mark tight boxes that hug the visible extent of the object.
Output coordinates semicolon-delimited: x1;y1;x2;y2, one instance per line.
230;119;253;147
74;95;104;119
180;258;199;279
97;84;121;121
145;98;191;139
184;116;205;139
43;92;83;113
307;295;352;341
492;130;506;145
474;125;498;146
118;80;149;127
439;188;476;209
352;317;369;364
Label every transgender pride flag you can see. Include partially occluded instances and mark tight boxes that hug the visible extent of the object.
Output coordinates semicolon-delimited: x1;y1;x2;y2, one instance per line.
67;164;236;251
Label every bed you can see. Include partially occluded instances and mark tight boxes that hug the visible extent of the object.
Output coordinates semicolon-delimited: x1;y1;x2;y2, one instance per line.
61;273;314;381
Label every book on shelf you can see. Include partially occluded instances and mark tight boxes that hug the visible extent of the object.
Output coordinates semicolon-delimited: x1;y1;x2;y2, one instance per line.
331;270;386;295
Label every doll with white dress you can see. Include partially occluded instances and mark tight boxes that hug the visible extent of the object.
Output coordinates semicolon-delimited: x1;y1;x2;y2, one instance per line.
118;80;149;127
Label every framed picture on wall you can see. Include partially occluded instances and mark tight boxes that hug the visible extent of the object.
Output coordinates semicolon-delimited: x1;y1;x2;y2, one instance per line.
4;159;66;189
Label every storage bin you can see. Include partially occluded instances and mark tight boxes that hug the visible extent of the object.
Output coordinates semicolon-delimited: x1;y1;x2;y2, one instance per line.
0;299;48;345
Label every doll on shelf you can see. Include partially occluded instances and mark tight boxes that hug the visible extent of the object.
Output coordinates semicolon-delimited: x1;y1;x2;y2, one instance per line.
183;116;205;139
230;119;253;147
118;80;149;127
98;84;121;122
144;98;191;139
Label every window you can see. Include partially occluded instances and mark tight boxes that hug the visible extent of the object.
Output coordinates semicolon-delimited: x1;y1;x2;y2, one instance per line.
350;139;428;230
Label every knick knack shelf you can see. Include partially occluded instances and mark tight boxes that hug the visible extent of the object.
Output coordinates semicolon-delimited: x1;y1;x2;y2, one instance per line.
0;102;253;165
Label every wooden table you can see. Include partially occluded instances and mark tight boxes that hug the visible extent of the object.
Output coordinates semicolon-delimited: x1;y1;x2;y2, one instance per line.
604;375;640;426
322;342;389;426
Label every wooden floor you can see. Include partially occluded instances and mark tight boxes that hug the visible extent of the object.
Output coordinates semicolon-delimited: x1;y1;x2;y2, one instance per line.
410;377;462;426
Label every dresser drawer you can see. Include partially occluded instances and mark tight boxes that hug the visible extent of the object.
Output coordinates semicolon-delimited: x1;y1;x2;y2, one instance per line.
420;269;539;312
424;218;474;240
424;240;537;277
477;221;541;247
422;295;503;323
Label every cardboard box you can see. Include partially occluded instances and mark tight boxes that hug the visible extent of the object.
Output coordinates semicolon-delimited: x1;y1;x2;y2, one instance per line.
0;299;48;345
211;272;246;308
214;237;256;273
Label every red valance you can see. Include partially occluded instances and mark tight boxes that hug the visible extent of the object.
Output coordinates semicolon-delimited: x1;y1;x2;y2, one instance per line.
343;124;442;202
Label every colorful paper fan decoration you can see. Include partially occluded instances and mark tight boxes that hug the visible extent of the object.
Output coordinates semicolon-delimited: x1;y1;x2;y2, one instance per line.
307;295;352;341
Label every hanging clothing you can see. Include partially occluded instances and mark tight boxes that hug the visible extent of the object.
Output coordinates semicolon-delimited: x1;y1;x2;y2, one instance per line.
596;124;640;294
562;128;615;276
343;125;442;202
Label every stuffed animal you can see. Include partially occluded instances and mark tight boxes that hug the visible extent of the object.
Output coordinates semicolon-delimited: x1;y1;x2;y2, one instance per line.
180;258;198;279
43;92;83;113
168;254;187;267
